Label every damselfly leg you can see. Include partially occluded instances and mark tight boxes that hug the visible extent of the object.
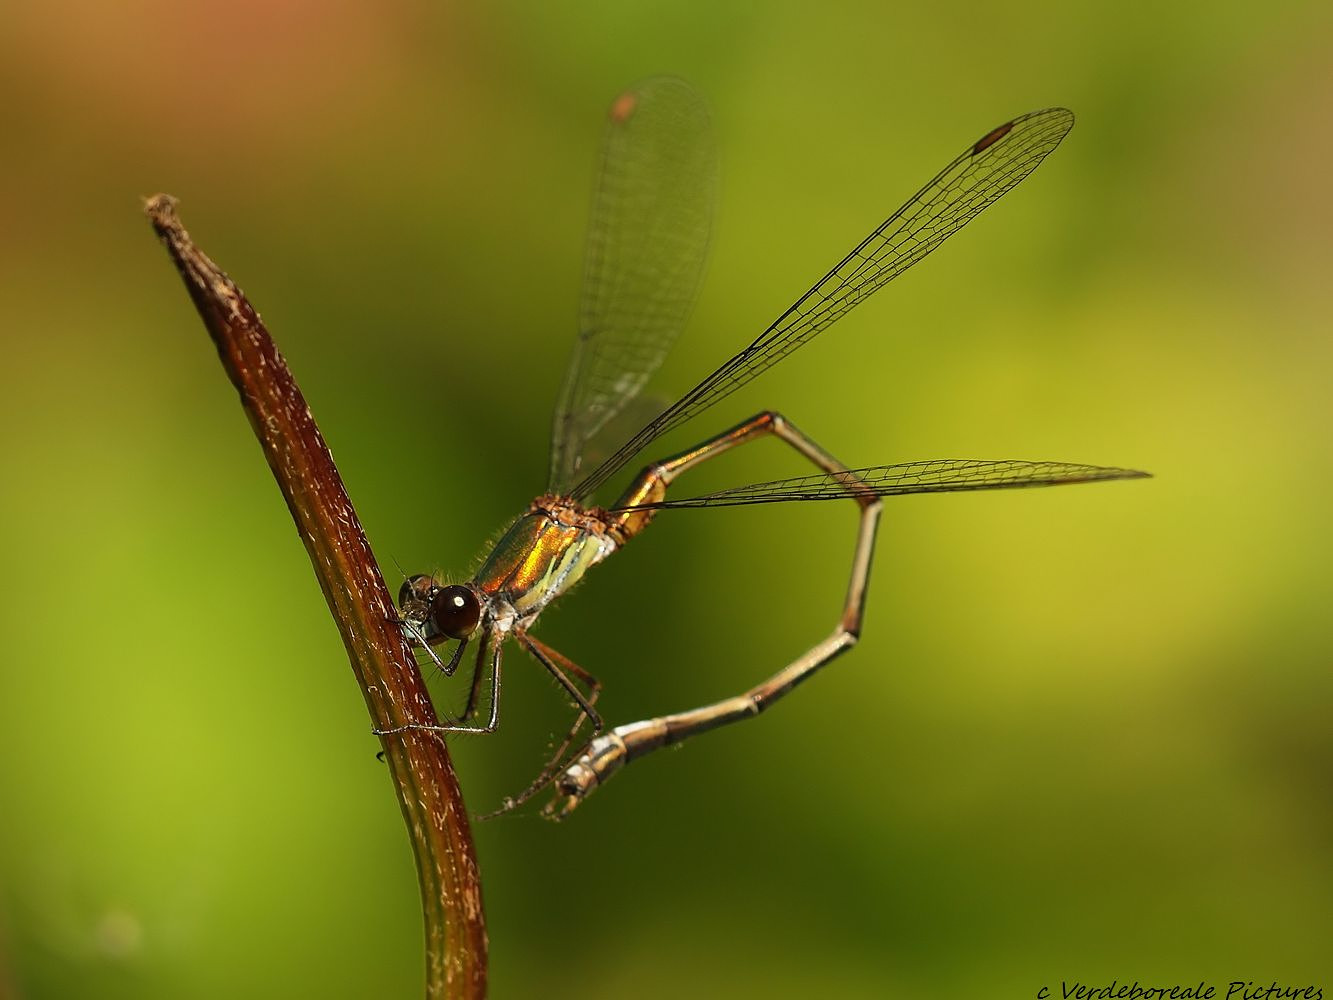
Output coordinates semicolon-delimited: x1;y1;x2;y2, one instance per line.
375;629;503;736
459;638;491;723
482;636;604;818
516;634;603;736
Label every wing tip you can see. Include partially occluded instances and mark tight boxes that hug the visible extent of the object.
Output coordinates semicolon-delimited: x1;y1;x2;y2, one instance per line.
1105;466;1152;481
978;106;1075;153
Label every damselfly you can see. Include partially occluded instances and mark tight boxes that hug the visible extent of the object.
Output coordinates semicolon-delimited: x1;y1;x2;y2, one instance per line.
382;79;1147;817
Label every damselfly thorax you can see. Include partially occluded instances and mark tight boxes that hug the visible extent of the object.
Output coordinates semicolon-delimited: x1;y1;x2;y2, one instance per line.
474;500;623;626
379;79;1147;819
401;476;663;640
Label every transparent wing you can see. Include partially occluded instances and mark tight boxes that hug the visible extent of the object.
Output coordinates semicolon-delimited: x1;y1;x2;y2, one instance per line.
548;78;716;494
612;460;1148;510
572;107;1075;500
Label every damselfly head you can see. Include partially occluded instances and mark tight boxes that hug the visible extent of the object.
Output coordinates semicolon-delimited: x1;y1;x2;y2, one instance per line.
398;574;437;610
429;584;482;640
398;575;481;642
396;573;438;646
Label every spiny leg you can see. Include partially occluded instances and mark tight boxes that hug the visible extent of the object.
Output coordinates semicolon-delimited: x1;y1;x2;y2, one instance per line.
522;635;604;756
394;615;451;675
374;628;503;736
517;632;603;734
458;636;490;722
553;411;882;816
480;635;603;819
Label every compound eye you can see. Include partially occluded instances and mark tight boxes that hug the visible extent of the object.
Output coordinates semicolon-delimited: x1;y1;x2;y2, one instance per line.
398;574;436;608
430;585;481;640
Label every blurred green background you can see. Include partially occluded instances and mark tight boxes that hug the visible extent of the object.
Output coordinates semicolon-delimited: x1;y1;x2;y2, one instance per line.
2;1;1330;997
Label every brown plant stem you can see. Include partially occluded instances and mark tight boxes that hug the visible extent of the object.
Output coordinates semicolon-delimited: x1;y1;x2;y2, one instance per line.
144;194;487;998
